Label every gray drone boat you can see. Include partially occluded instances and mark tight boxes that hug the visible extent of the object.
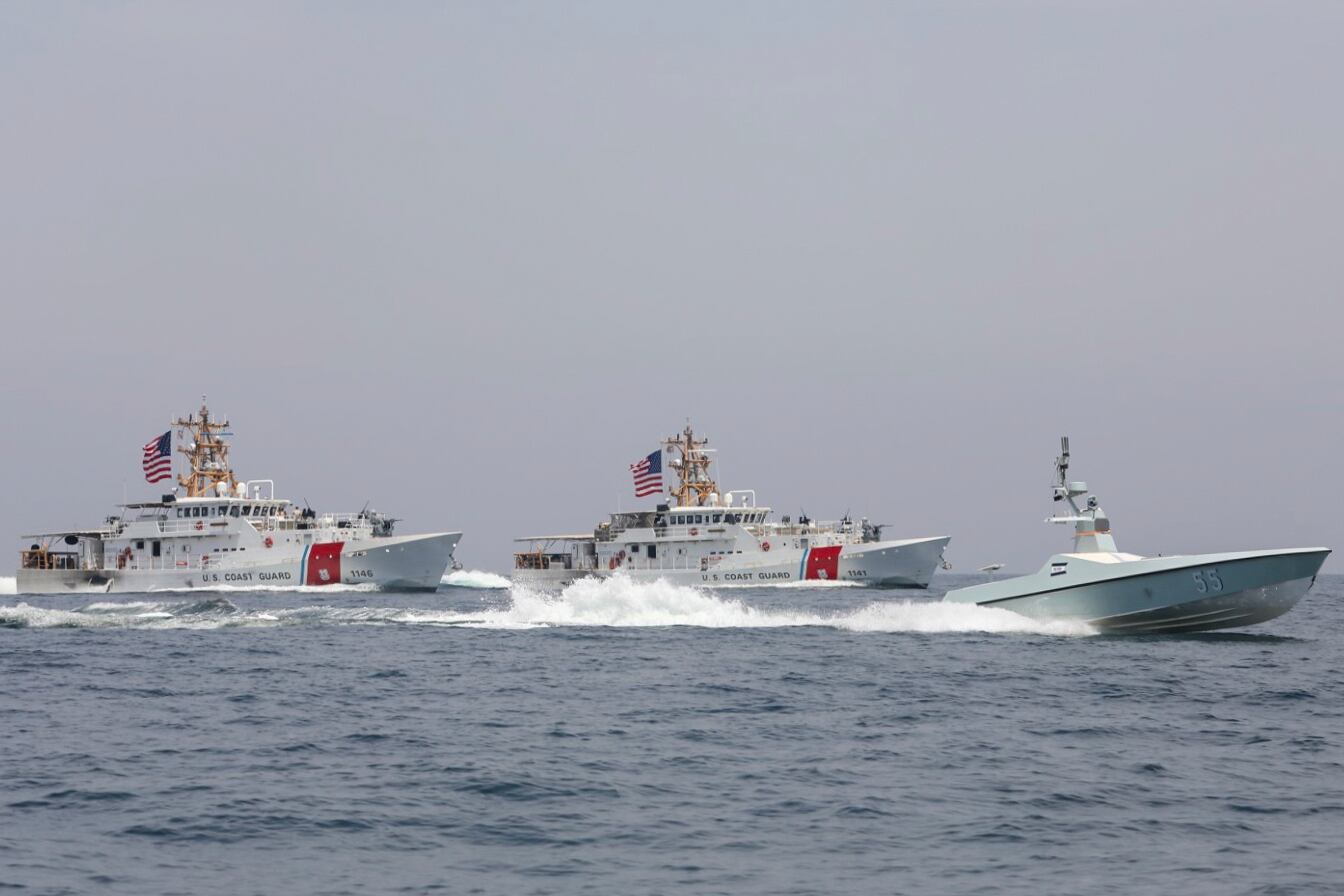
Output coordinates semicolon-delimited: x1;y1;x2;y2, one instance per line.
944;438;1329;634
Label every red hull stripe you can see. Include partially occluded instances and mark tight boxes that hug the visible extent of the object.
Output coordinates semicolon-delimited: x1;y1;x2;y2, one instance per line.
306;541;344;586
804;545;843;581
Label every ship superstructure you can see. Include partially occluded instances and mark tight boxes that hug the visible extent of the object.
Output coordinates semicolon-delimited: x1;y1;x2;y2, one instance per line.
514;425;949;589
16;402;461;593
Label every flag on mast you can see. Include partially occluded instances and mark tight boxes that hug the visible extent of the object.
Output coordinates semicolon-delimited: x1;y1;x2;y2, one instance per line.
630;450;663;498
142;431;172;484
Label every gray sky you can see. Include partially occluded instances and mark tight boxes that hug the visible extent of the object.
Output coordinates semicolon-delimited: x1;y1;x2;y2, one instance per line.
3;3;1341;575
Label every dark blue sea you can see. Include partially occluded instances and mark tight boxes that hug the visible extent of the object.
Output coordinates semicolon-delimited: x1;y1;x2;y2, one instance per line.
3;572;1342;895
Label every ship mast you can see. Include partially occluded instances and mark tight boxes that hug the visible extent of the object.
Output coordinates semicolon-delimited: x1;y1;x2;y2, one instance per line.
663;423;718;507
174;398;238;498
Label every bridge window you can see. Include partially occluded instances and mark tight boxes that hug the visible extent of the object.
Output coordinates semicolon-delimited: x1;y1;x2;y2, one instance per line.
231;506;240;517
647;545;656;559
712;514;721;523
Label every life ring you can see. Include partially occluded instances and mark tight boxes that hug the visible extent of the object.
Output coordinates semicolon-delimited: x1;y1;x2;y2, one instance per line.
194;521;203;531
761;540;771;552
609;557;619;570
263;536;274;548
689;527;698;536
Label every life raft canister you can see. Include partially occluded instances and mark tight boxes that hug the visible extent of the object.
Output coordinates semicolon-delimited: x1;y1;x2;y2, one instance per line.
609;557;619;570
761;540;771;552
263;536;274;548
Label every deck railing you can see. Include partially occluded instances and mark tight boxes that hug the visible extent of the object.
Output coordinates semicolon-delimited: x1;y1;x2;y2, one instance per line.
19;550;80;571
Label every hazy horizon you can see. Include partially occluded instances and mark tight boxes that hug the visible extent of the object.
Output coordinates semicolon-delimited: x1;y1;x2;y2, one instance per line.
4;3;1341;576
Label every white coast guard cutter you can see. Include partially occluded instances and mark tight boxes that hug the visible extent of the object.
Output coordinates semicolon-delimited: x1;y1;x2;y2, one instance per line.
16;402;461;593
513;425;949;589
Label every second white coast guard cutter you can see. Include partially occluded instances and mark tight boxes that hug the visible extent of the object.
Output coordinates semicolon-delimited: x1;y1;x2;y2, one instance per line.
513;425;949;589
16;402;461;593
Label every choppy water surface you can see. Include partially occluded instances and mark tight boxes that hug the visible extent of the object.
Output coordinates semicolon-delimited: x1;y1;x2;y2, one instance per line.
2;573;1342;895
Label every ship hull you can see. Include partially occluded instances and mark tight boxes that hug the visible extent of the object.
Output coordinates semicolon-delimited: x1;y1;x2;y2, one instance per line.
943;548;1329;634
513;536;950;591
16;532;461;594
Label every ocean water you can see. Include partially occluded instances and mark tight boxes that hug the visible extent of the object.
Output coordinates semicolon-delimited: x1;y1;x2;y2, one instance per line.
2;572;1342;895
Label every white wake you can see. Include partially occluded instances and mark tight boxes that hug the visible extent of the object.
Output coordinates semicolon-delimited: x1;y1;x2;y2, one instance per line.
2;570;508;598
407;575;1095;636
0;575;1093;636
441;569;511;589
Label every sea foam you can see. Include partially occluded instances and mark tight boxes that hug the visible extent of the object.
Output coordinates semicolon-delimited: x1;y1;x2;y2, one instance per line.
0;575;1093;636
441;569;511;589
416;574;1095;636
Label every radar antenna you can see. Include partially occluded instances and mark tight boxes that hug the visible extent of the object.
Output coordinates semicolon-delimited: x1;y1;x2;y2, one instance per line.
1044;435;1117;553
1053;436;1070;497
663;423;718;507
174;399;239;498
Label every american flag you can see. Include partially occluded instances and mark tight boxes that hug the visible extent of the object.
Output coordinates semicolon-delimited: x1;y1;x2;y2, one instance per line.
630;449;663;498
142;431;172;484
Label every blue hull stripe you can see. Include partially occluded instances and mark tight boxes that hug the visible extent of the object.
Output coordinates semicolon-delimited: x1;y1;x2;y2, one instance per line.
798;547;809;581
299;545;311;584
